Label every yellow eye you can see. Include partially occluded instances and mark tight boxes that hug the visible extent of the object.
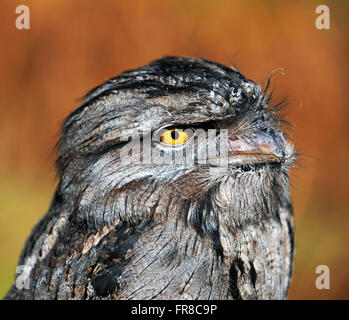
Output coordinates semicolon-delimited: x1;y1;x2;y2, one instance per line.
160;129;188;145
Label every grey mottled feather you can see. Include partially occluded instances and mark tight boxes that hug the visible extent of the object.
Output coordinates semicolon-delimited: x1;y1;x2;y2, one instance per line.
5;56;295;300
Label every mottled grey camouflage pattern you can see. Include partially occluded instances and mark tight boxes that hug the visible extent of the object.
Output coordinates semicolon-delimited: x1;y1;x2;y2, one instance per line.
5;56;295;300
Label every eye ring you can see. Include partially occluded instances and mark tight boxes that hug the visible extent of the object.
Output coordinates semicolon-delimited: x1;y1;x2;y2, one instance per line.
154;126;194;147
160;129;187;145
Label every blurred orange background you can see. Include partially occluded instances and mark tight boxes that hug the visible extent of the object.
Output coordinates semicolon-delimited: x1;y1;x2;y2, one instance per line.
0;0;348;299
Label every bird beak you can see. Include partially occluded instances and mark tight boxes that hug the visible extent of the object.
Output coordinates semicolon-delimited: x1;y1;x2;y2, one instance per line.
226;129;285;165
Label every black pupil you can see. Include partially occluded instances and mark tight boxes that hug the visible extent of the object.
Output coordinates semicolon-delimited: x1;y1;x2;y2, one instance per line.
171;130;179;140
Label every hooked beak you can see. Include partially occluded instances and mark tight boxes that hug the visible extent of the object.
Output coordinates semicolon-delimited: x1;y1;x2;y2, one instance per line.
227;129;285;165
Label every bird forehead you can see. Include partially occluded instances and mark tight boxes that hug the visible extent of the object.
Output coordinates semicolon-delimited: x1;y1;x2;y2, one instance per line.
59;57;266;161
84;56;260;114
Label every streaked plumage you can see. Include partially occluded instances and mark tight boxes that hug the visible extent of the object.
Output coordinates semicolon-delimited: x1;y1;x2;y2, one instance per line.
5;56;295;300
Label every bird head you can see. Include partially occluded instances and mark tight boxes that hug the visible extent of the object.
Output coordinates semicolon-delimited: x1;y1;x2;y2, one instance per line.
56;56;295;254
